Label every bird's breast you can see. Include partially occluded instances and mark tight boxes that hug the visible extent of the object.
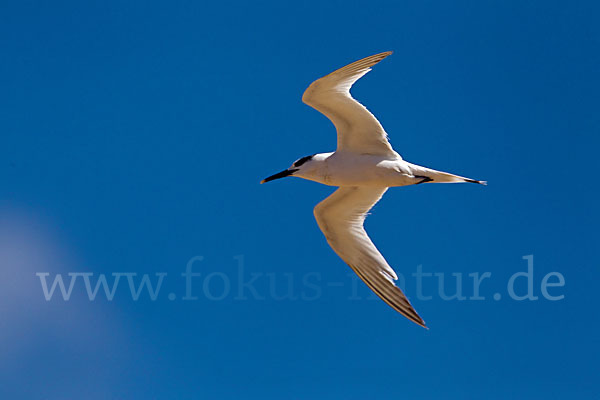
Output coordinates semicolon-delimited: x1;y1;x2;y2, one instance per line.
313;155;414;187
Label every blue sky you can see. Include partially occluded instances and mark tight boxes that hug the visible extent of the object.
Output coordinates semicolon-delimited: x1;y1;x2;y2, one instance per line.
1;1;599;399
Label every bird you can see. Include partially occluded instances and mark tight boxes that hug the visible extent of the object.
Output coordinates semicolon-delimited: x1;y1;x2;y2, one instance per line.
261;51;486;328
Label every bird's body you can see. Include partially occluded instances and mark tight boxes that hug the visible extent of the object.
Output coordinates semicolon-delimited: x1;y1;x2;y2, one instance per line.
262;51;485;328
295;151;477;187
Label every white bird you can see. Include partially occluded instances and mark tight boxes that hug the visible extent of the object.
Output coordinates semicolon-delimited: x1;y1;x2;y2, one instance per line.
261;51;486;328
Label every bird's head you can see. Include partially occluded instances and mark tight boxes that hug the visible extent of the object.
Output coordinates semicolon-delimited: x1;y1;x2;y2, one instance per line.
260;154;317;184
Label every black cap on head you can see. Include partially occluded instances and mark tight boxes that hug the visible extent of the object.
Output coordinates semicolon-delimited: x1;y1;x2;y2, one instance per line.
293;155;314;167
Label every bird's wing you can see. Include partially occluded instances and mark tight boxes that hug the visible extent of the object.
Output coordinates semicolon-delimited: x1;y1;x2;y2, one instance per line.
314;186;426;328
302;52;397;156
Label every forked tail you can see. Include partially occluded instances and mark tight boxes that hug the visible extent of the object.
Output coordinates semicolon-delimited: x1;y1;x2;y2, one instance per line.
413;165;487;185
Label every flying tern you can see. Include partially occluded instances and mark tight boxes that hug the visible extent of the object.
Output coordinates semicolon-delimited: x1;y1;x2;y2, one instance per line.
261;51;486;328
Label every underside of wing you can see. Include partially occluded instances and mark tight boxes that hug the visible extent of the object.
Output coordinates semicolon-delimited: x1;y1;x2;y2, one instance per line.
302;52;397;157
313;186;426;328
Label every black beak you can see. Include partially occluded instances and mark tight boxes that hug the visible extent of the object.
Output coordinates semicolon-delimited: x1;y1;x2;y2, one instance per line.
260;168;298;184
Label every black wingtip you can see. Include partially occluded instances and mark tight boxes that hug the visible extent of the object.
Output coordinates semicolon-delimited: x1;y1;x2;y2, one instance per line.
412;316;428;329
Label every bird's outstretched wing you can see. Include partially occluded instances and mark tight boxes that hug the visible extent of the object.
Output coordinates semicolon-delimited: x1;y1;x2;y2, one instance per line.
302;52;397;156
314;186;426;328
